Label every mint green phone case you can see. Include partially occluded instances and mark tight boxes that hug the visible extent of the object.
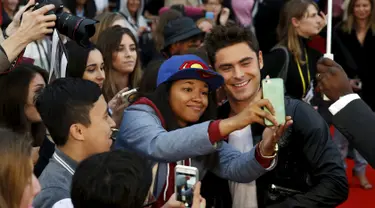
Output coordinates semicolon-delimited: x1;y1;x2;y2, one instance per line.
262;78;286;126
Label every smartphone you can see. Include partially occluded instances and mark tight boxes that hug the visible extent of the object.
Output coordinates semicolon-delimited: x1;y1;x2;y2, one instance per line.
262;78;286;126
175;165;199;208
205;11;214;20
121;88;137;105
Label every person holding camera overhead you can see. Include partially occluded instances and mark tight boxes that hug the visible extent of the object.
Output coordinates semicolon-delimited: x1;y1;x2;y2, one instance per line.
0;0;56;73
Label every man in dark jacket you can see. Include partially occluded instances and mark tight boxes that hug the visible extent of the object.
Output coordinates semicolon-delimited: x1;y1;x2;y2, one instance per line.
316;57;375;168
203;24;348;208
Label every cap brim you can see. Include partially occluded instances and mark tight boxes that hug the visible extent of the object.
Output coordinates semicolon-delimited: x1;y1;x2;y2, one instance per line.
163;28;203;50
166;68;224;90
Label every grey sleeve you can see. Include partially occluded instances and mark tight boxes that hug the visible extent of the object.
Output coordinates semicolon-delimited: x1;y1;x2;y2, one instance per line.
33;187;70;208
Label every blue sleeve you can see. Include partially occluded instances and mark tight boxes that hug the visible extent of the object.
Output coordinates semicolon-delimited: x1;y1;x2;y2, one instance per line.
114;104;218;163
211;142;274;183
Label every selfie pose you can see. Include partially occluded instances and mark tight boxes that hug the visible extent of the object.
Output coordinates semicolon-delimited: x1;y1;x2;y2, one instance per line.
201;23;348;207
115;54;289;207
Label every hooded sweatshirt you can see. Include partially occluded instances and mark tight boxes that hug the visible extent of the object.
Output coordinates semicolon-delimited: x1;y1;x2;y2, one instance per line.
115;97;276;206
119;0;149;40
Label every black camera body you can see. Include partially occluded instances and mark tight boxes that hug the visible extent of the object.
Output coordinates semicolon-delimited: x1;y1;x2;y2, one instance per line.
34;0;97;47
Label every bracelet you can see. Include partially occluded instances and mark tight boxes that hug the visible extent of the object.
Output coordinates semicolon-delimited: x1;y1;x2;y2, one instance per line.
259;140;278;159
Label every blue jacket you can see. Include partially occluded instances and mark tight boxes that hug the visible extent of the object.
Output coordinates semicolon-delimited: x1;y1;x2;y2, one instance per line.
115;98;276;200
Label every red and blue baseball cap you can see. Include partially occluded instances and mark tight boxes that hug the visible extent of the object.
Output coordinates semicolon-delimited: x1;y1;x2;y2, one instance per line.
157;54;224;90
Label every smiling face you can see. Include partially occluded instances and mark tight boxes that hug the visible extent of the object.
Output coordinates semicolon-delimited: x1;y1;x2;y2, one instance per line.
214;42;263;103
112;34;138;74
169;79;209;127
353;0;372;20
83;49;105;89
80;95;116;155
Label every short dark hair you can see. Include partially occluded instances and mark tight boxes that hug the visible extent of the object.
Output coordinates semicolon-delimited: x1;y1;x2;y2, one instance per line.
71;150;153;208
204;23;260;67
36;78;102;146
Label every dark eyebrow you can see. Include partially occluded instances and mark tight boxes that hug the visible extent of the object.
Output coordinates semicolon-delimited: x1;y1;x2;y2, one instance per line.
239;57;253;63
184;81;195;85
217;63;233;69
33;84;45;90
86;64;97;68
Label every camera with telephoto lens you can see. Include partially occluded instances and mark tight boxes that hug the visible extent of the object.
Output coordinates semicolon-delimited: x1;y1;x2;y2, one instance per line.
33;0;97;47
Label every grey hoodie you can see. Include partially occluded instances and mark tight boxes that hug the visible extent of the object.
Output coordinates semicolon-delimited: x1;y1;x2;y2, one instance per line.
119;0;149;39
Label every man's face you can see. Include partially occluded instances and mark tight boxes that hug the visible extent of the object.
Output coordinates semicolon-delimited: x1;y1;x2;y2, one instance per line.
81;95;116;155
214;42;263;103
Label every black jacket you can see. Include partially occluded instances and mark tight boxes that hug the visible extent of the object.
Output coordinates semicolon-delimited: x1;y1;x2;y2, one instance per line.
202;97;348;208
333;98;375;168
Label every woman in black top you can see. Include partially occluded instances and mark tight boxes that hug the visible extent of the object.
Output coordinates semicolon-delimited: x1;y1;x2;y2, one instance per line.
263;0;326;102
332;0;375;111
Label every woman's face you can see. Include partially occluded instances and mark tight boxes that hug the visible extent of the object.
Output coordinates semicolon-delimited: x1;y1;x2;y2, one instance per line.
24;73;46;123
83;49;105;89
4;0;19;12
204;0;222;19
353;0;372;20
112;34;137;74
127;0;141;15
19;161;41;208
169;79;209;127
112;18;127;28
293;4;322;37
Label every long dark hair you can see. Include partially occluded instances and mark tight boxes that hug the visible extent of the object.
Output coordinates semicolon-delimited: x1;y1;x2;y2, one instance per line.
0;64;48;146
65;41;100;78
97;25;143;101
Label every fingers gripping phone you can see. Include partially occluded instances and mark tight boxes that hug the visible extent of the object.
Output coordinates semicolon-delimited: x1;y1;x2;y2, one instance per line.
121;88;137;105
175;165;199;208
262;78;286;126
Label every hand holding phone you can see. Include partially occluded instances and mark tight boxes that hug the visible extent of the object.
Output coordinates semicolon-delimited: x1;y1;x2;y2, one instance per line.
175;165;199;207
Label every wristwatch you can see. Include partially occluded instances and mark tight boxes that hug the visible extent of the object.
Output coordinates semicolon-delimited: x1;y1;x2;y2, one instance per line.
260;142;279;159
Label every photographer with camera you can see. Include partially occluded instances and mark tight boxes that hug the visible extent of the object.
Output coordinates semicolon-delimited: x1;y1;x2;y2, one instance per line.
0;0;56;73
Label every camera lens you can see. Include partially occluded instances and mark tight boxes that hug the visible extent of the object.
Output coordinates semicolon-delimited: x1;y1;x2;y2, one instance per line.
56;12;97;47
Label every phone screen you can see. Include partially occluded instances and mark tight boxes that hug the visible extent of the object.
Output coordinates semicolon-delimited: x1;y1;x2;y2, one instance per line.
176;172;197;207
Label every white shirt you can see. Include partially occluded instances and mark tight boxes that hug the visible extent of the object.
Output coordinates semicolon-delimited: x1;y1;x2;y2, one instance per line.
94;0;109;12
228;125;258;208
52;198;74;208
329;94;360;115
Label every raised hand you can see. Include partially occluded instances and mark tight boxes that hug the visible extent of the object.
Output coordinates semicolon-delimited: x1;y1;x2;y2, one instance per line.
260;116;293;156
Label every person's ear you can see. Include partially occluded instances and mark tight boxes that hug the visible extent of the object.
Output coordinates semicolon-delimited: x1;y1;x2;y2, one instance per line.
258;51;264;70
291;17;300;28
69;124;86;142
